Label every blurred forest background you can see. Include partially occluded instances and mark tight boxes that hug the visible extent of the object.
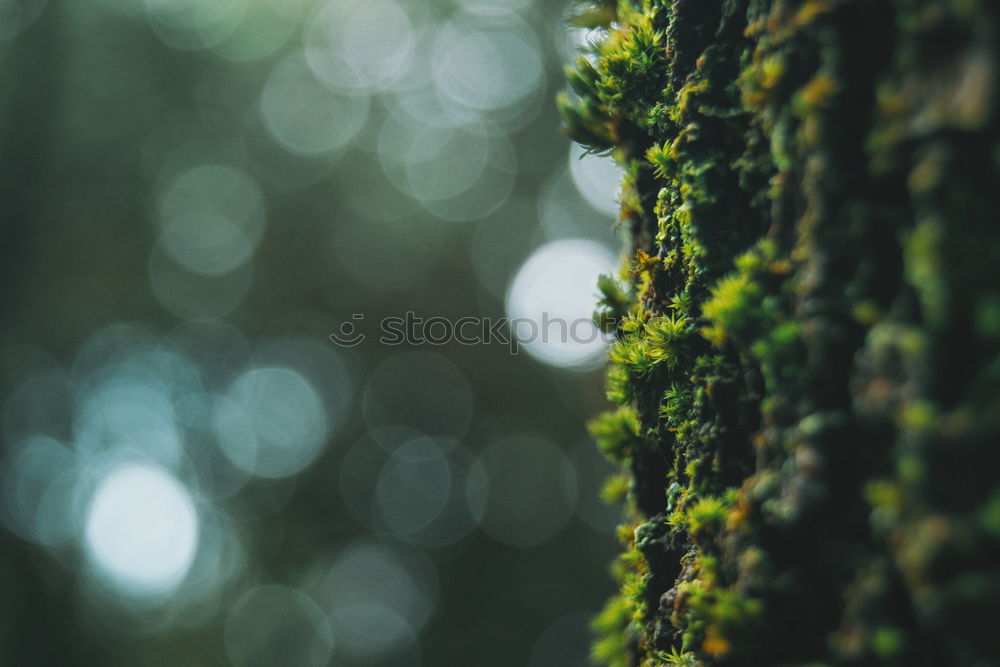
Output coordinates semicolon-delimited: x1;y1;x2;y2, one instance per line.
0;0;627;665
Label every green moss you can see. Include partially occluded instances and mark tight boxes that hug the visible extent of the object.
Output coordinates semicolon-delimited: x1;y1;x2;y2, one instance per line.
898;400;937;434
609;312;696;386
602;472;632;504
592;594;635;667
685;495;730;540
589;406;643;464
654;648;699;666
596;273;633;332
700;273;763;345
871;627;905;658
904;218;947;328
562;0;1000;664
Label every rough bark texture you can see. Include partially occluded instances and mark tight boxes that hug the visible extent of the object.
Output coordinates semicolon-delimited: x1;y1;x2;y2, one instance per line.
560;1;1000;665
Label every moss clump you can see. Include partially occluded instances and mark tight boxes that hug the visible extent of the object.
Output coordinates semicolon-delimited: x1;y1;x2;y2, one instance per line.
562;0;1000;665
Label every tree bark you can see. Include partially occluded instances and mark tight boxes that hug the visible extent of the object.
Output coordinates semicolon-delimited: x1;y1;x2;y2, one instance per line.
562;1;1000;665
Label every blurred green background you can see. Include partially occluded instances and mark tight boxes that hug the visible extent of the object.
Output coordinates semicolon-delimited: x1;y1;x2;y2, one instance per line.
0;0;627;665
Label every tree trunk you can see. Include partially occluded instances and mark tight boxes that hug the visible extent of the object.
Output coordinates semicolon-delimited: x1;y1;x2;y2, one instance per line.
561;1;1000;665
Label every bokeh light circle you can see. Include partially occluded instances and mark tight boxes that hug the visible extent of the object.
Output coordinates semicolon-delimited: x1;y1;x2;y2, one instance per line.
505;239;617;370
214;366;329;479
159;213;254;276
144;0;246;51
0;436;76;545
225;585;334;667
73;376;185;470
148;245;254;322
431;17;544;113
304;0;415;94
468;437;577;546
528;611;594;667
211;2;299;62
320;539;436;660
365;435;479;546
375;437;451;536
157;163;266;249
83;462;199;597
261;54;369;156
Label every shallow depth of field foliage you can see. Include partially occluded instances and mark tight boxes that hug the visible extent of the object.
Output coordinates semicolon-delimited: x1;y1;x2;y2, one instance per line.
562;0;1000;665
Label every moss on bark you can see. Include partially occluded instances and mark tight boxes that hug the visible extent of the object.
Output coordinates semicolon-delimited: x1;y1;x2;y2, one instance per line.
561;1;1000;664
